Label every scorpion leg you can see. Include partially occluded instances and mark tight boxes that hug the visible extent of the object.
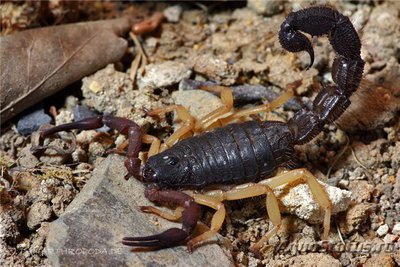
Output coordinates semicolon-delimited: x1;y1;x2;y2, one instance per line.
122;187;201;249
218;89;293;126
260;168;332;240
34;115;143;178
105;134;160;160
142;134;161;157
140;206;184;221
195;86;293;131
186;194;226;252
205;183;281;254
148;105;196;148
194;86;234;132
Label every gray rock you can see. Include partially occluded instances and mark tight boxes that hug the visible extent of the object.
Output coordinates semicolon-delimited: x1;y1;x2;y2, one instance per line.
164;5;183;23
137;61;192;90
17;107;52;136
46;155;233;267
179;78;303;110
247;0;284;16
274;181;353;224
73;105;98;122
192;54;238;86
27;202;53;230
172;90;223;120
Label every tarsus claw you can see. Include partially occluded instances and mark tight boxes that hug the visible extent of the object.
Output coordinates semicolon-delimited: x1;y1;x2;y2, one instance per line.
122;228;188;249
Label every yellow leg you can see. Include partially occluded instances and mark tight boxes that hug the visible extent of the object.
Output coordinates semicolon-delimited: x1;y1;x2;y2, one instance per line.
142;134;161;157
140;206;184;221
194;87;234;132
195;86;293;131
205;183;282;253
106;139;129;155
148;105;196;147
259;168;332;240
108;133;161;157
218;90;293;125
186;194;226;252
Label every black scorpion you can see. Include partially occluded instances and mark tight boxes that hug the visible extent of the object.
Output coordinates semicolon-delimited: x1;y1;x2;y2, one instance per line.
33;6;365;253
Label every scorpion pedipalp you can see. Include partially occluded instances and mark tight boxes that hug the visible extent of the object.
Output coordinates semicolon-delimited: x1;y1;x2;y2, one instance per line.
31;115;144;179
123;187;201;251
122;228;188;249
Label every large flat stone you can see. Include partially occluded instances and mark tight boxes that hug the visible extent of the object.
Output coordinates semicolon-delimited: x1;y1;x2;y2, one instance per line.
46;155;233;267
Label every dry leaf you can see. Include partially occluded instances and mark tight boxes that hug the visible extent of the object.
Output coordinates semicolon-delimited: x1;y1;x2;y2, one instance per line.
0;17;132;124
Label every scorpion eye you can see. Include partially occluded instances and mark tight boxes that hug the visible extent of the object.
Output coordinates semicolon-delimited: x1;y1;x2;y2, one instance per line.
164;156;178;166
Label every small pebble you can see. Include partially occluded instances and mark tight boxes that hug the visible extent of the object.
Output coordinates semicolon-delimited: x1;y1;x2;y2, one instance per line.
26;202;53;230
73;105;109;133
163;5;183;23
393;223;400;235
193;54;238;85
73;105;98;121
377;224;389;237
247;0;283;16
17;107;52;136
137;61;192;90
275;181;352;224
383;234;398;243
55;110;73;126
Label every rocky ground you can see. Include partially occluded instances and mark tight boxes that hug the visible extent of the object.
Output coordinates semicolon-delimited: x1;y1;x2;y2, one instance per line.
1;1;399;266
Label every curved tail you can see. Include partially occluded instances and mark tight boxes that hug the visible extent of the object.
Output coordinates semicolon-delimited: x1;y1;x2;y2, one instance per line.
279;6;365;144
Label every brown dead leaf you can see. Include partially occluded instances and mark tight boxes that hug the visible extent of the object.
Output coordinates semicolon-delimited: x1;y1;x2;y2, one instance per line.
0;17;133;124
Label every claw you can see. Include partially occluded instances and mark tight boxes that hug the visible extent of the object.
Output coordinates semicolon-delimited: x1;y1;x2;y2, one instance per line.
122;228;188;249
124;188;200;251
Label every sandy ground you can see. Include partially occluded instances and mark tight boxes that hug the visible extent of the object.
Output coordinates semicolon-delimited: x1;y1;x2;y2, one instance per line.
1;1;399;266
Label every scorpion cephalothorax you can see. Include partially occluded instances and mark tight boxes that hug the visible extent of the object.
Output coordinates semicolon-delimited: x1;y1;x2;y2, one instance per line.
33;6;365;254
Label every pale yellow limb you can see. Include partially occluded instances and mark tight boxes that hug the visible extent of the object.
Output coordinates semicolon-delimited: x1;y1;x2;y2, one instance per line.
142;134;161;157
259;168;332;240
205;183;282;253
186;194;226;251
194;87;234;132
148;105;196;147
195;87;293;131
107;133;161;157
218;90;294;125
140;206;184;221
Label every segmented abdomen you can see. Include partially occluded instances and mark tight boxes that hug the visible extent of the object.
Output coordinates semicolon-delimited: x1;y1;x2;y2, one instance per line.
169;121;281;187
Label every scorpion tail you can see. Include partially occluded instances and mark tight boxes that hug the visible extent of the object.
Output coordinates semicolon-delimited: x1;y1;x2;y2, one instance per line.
279;6;365;145
122;187;201;251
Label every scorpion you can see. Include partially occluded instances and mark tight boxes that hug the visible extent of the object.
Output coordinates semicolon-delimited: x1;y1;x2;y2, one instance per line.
33;6;365;254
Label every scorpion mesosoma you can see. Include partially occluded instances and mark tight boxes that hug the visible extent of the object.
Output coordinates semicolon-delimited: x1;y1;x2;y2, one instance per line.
34;6;365;254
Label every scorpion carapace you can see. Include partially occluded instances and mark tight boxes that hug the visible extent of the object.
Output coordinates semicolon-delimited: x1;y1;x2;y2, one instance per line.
33;6;364;254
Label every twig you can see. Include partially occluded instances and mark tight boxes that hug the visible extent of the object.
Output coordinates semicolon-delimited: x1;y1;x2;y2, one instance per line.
129;32;148;75
350;146;368;171
129;50;142;82
336;222;345;245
